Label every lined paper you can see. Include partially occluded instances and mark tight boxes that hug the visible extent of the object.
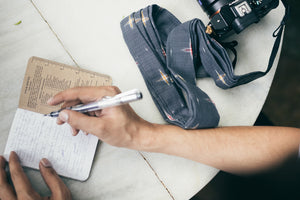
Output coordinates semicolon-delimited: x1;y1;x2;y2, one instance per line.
4;108;98;181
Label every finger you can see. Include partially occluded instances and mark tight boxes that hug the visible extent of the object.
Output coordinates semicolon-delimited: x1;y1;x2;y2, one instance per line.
58;110;103;136
48;86;120;106
0;156;7;185
56;100;82;125
0;156;16;200
95;110;103;117
88;111;96;117
39;159;71;199
56;117;65;125
61;100;81;109
57;111;97;125
70;126;79;136
8;152;35;195
56;118;80;136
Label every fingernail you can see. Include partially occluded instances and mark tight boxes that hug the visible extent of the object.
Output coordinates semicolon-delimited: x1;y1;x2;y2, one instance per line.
41;158;52;168
59;111;68;122
47;97;53;105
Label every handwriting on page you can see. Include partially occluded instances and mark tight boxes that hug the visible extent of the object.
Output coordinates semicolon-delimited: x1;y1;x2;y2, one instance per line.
4;108;98;181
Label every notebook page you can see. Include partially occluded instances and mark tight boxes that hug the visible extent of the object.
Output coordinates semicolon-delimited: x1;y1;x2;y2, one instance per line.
4;108;98;181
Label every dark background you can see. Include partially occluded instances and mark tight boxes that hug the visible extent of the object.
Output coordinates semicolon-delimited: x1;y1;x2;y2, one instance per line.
262;0;300;128
192;0;300;199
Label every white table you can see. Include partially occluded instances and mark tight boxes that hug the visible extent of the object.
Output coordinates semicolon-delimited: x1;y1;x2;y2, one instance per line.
0;0;285;199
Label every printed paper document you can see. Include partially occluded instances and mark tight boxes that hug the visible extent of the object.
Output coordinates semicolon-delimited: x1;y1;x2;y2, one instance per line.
4;57;112;181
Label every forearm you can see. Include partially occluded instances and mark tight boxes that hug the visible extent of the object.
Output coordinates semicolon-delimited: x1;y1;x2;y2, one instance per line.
139;125;300;174
49;86;300;175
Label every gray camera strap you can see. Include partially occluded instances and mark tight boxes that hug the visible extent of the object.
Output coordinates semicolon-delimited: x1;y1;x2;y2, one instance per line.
120;3;289;129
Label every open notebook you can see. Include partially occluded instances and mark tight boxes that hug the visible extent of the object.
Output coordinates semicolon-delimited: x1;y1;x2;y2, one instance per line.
4;57;112;181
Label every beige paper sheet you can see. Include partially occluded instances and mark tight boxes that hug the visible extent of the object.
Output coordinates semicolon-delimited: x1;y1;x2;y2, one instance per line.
19;56;112;114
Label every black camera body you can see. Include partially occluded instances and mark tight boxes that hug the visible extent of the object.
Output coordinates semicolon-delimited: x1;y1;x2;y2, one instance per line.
198;0;279;38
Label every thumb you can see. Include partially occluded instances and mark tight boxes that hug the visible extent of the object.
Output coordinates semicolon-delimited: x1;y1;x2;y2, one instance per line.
39;158;71;199
58;110;102;135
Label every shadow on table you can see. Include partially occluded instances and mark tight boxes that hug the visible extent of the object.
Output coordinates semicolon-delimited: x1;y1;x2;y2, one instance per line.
190;113;299;200
190;113;300;200
191;156;300;200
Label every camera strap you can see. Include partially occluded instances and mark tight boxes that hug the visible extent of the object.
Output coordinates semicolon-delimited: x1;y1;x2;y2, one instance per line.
220;0;290;87
120;3;289;129
258;0;290;84
121;5;220;129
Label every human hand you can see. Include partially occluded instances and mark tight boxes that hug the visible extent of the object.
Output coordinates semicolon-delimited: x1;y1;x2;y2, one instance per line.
0;151;71;200
47;86;153;149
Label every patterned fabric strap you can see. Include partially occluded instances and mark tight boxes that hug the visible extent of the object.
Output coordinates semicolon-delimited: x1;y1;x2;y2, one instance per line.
120;3;288;129
120;5;219;129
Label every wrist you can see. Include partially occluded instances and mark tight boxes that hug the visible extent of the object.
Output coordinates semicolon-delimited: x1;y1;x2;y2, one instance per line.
136;122;187;154
131;120;158;151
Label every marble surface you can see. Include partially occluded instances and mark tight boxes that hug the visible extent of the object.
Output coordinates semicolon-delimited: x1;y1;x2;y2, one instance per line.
0;0;284;199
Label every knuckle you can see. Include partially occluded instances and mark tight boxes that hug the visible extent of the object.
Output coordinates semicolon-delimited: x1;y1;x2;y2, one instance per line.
94;123;105;131
0;155;6;165
45;167;57;177
53;185;72;200
9;165;20;177
0;181;9;190
18;190;37;200
59;91;68;101
66;112;77;126
94;123;106;137
63;187;72;199
61;87;76;99
0;170;7;183
55;90;65;98
107;86;120;95
96;123;104;131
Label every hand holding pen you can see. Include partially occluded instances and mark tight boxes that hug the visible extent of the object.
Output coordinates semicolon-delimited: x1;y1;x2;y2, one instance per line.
45;88;142;117
46;86;151;149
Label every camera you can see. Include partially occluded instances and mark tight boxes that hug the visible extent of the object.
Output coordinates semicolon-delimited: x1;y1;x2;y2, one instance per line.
198;0;279;39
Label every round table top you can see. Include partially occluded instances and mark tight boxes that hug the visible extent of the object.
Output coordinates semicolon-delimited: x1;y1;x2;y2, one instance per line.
0;0;285;199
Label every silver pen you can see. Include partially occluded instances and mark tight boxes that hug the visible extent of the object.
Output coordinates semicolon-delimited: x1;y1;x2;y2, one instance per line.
44;89;143;117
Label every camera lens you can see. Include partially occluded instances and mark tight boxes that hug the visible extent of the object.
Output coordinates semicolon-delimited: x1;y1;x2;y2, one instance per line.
198;0;233;17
